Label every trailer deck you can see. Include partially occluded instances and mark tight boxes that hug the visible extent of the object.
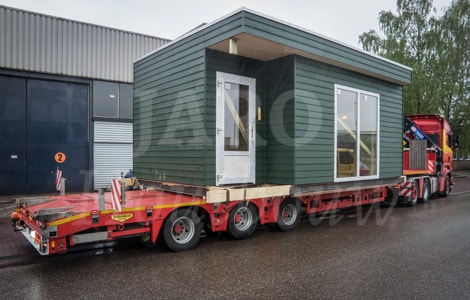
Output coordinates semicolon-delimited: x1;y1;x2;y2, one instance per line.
13;180;393;255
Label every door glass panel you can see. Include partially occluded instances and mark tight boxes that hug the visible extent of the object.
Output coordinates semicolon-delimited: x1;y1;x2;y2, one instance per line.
224;83;249;151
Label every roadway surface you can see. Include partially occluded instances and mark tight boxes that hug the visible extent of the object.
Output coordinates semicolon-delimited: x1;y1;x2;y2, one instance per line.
0;174;469;299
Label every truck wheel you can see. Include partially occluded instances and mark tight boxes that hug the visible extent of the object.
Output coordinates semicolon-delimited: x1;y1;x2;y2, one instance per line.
409;181;419;206
228;203;258;239
440;175;451;197
163;208;201;252
276;198;301;232
420;179;430;203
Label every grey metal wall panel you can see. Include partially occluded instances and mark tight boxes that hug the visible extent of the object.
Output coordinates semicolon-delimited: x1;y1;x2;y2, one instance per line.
93;121;133;189
0;6;170;82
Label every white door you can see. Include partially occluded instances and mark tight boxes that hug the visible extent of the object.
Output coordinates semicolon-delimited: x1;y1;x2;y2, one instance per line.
216;72;256;186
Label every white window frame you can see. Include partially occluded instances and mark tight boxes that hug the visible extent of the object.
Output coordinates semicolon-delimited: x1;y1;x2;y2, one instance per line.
334;84;380;182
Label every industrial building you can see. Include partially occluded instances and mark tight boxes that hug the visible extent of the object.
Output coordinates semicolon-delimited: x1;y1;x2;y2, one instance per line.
0;5;170;194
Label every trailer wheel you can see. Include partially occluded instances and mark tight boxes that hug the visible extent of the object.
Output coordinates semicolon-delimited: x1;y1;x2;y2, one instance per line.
228;203;258;239
276;198;301;232
440;175;451;197
420;179;431;203
163;208;201;252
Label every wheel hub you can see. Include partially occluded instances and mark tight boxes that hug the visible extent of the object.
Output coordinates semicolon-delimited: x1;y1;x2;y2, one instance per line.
282;204;297;225
235;213;242;224
173;223;184;235
171;216;195;244
233;207;252;231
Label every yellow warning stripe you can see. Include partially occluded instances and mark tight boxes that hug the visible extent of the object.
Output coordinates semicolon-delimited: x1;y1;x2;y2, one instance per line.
49;212;91;226
153;201;207;209
47;201;207;226
403;170;429;175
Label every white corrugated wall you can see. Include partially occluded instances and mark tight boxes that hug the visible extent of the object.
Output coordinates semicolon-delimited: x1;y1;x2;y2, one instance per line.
0;5;170;82
93;121;133;189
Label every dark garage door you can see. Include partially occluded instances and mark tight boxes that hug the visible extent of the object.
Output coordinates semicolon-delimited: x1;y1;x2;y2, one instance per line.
0;75;89;195
0;76;27;194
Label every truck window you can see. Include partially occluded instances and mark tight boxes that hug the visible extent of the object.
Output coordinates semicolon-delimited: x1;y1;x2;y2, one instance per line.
427;133;440;146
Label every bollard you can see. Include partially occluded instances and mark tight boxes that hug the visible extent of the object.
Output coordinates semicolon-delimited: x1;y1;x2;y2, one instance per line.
60;178;66;196
98;188;105;210
121;172;126;205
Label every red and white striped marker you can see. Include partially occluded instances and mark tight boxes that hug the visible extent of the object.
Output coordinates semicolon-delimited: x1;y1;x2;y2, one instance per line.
55;168;62;191
111;178;122;212
428;160;434;174
399;181;413;197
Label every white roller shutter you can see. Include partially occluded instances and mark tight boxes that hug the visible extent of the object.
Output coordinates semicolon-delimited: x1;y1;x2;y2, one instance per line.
93;121;133;189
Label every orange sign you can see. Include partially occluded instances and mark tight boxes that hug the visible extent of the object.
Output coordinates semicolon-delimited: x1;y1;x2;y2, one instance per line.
55;152;66;163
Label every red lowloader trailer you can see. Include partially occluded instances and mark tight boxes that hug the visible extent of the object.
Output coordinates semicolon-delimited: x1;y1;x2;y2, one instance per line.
11;183;391;255
11;115;458;255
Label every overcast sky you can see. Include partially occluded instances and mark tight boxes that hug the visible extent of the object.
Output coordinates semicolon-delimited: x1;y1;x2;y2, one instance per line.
0;0;453;48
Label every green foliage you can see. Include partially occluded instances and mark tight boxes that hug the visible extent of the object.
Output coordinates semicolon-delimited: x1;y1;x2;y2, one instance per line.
360;0;470;155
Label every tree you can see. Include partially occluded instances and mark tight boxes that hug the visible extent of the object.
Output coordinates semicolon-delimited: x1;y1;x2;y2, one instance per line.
429;0;470;154
360;0;470;155
359;0;436;114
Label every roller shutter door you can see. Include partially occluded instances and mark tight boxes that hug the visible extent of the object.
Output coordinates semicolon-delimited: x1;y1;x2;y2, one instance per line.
93;121;132;189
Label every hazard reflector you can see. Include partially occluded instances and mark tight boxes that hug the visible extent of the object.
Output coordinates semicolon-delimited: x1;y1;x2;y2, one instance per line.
55;168;62;191
111;179;122;212
428;160;434;174
399;181;413;197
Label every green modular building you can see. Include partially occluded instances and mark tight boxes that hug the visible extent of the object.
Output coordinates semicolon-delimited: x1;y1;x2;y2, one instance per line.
133;8;412;188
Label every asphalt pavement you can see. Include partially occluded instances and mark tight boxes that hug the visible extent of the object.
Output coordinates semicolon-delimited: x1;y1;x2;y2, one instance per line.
0;187;469;299
1;171;470;268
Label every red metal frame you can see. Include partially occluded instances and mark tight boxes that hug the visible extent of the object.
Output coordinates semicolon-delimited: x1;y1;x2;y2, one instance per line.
15;184;391;255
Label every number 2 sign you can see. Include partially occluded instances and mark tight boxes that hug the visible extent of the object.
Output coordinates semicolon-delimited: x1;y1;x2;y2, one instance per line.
55;152;66;164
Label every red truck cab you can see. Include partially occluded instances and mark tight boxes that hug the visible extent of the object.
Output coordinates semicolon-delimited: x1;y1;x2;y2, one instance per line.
401;114;459;205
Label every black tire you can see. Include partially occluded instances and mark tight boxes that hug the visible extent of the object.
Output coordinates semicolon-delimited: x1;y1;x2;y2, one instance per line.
409;181;419;206
440;175;451;197
227;203;258;239
420;179;431;203
381;187;398;207
276;198;301;232
163;208;201;252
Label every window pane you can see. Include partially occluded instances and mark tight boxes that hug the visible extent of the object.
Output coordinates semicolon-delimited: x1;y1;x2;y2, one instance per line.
360;94;378;176
93;81;118;118
224;83;249;151
119;84;133;119
336;89;357;178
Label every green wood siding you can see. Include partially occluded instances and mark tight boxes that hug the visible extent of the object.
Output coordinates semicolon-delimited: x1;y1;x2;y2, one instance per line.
264;56;296;183
240;11;411;85
133;13;252;186
293;56;403;184
133;31;208;185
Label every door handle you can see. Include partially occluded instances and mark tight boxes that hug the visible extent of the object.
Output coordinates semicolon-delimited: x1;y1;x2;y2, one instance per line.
217;128;222;135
